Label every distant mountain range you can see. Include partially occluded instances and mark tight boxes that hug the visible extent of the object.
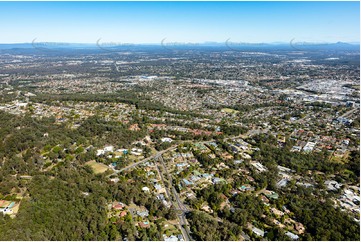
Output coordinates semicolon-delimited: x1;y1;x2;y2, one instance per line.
0;41;359;50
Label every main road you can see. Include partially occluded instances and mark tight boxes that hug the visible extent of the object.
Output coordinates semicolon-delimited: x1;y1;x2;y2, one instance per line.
111;127;270;176
107;127;271;239
157;154;192;241
108;145;178;176
339;108;358;118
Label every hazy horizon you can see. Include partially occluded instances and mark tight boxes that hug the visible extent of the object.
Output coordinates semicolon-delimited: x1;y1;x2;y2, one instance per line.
0;40;360;45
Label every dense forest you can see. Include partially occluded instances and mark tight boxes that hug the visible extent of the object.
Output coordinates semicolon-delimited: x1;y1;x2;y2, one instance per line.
0;110;179;240
0;161;176;240
0;166;111;240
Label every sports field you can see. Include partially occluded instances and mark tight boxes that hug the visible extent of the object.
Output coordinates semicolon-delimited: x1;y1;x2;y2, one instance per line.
85;160;110;174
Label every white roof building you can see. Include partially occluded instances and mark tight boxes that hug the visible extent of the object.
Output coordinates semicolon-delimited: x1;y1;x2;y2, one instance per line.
285;231;299;240
252;227;264;237
325;180;341;191
303;142;316;152
161;137;173;143
96;149;105;156
163;235;178;241
142;186;150;192
104;145;114;152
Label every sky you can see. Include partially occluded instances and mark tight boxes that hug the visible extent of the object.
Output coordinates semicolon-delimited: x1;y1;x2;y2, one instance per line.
0;1;359;44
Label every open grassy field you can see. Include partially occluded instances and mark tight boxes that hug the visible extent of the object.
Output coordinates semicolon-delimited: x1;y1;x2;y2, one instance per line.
85;160;110;174
221;108;239;114
163;222;180;236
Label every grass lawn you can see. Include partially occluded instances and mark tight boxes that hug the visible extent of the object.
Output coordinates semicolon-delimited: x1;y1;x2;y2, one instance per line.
163;223;180;236
330;151;349;164
11;202;21;214
85;160;110;174
221;108;239;114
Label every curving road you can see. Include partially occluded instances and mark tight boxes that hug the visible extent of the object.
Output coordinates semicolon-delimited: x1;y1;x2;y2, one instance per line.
112;128;269;176
107;128;270;240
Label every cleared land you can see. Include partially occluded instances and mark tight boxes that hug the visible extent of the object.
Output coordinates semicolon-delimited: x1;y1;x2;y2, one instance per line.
85;160;110;174
221;108;239;114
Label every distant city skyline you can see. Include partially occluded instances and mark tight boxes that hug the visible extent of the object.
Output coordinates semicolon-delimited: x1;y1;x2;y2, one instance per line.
0;1;359;44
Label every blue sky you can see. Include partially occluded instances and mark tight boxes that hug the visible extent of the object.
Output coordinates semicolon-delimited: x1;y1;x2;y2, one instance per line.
0;1;359;44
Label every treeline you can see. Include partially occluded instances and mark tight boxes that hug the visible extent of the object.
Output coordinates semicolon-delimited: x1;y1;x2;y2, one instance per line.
205;102;286;114
150;128;217;145
219;123;248;136
0;111;75;159
30;92;210;118
151;118;210;131
77;116;146;147
285;187;360;241
251;134;344;174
